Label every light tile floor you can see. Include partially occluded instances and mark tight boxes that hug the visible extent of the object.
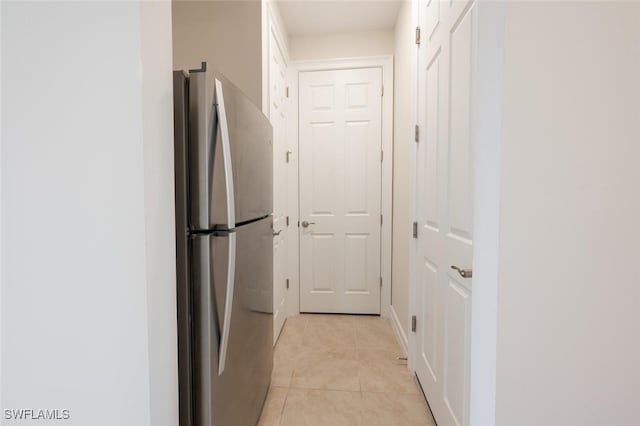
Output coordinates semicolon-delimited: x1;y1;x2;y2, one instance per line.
259;314;436;426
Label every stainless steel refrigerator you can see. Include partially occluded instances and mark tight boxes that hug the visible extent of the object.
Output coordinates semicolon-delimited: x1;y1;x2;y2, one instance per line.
173;63;273;426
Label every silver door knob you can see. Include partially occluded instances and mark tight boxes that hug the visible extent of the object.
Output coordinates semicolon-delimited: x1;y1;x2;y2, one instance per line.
301;221;316;228
451;265;472;278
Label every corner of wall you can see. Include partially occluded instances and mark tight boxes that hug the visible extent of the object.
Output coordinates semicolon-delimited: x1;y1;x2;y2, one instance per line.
140;2;178;425
0;0;4;408
390;0;414;340
469;2;505;425
390;305;409;356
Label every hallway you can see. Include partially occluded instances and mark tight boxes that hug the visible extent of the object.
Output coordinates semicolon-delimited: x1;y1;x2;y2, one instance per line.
259;314;435;425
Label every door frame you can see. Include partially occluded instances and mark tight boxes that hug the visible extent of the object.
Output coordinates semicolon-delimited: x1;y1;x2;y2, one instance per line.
288;56;394;318
262;1;293;341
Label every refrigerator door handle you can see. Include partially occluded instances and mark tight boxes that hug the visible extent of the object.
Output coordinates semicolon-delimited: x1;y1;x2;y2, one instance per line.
218;232;236;375
214;79;236;229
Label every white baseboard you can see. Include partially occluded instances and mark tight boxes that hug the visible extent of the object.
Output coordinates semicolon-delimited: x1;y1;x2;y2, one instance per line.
389;305;409;357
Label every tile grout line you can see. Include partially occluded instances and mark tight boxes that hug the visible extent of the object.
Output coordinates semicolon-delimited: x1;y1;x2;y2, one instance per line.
274;316;300;426
354;318;363;394
354;318;365;426
289;388;362;395
275;386;289;426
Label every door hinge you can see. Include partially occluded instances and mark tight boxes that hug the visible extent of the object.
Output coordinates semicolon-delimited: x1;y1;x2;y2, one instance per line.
415;26;421;45
381;150;384;162
286;150;292;163
412;221;418;238
411;315;417;332
286;86;290;98
380;277;383;288
380;214;383;226
381;85;384;97
286;216;290;226
414;124;419;143
286;278;290;289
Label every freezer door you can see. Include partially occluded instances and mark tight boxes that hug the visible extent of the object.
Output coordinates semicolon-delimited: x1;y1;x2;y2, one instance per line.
191;217;273;426
188;69;273;230
188;68;224;231
211;75;273;225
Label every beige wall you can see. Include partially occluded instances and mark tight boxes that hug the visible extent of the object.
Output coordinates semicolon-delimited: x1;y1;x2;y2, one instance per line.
289;29;394;61
391;1;413;339
495;2;640;424
172;0;263;107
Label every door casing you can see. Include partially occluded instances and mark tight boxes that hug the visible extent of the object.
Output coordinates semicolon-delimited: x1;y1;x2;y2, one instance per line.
263;4;293;342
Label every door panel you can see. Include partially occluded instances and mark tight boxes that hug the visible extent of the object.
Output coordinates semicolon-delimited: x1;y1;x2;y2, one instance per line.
416;1;476;425
448;5;474;243
311;233;337;292
344;234;368;292
310;123;337;213
443;279;471;426
272;235;286;340
420;260;438;381
299;68;382;314
424;52;440;231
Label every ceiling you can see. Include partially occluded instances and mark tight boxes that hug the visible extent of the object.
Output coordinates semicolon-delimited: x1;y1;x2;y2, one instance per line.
276;0;403;36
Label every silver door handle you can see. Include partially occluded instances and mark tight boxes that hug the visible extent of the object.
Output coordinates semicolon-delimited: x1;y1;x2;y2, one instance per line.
218;232;236;375
301;221;316;228
215;79;236;229
272;230;282;236
451;265;472;278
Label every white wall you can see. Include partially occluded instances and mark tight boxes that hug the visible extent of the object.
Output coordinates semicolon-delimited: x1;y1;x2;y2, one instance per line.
494;2;640;424
1;2;176;425
469;2;504;425
140;2;178;426
172;0;263;108
289;29;394;61
390;1;413;342
0;0;4;411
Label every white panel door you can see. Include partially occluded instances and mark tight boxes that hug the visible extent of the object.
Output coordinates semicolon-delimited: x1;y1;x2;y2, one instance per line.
299;68;382;314
415;1;476;425
270;30;289;342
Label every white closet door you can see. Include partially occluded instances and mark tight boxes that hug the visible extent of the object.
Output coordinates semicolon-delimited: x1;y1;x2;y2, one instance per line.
415;1;477;425
299;67;383;314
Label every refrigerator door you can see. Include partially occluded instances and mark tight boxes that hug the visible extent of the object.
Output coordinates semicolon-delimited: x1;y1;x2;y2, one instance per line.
211;75;273;225
188;67;234;231
188;70;272;230
191;216;273;426
190;232;222;426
